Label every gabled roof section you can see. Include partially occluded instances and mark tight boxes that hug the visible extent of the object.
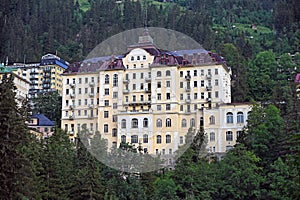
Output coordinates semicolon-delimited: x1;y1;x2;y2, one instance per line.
32;114;55;126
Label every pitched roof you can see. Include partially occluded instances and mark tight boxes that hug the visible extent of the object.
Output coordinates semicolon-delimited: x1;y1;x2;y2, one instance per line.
32;114;55;126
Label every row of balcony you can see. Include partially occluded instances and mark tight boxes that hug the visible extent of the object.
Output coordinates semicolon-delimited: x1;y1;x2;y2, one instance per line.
68;115;95;120
123;88;151;94
68;104;95;109
68;81;95;87
185;74;212;80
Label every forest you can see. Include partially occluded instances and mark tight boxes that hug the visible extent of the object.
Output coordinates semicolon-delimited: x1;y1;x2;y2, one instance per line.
0;0;300;199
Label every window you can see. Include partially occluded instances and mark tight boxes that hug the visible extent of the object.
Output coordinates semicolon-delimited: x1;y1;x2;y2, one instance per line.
157;135;162;143
162;149;165;155
157;82;161;88
104;124;108;133
194;93;198;99
215;79;218;86
166;70;171;76
112;115;117;122
133;84;136;90
112;128;117;137
157;105;161;111
121;119;126;128
131;135;138;143
85;88;88;94
140;95;144;102
133;73;136;79
209;116;215;124
131;56;134;61
169;149;172;155
140;83;144;90
194;70;197;76
180;71;183;77
226;112;234;123
143;134;148;143
78;88;81;94
113;92;118;99
181;119;187;127
166;104;171;110
215;69;218;75
157;71;161;77
143;55;146;60
180;94;183;100
157;93;161;100
201;80;204;87
137;56;140;60
210;132;215;141
78;110;81;116
85;78;88;83
190;118;195;127
79;78;82;84
226;131;233;141
194;81;197;87
131;118;138;128
201;93;205;99
166;93;170;99
156;119;162;127
166;81;170;87
180;82;183;88
143;118;148;127
166;118;171;127
85;99;88;105
237;112;244;123
215;91;219;98
104;100;109;106
133;95;136;102
105;74;109;84
121;135;126;143
226;146;233;152
166;135;171;143
237;130;243;139
113;74;118;87
180;136;184;144
104;111;109;118
104;88;109;95
180;105;183;111
113;103;117;109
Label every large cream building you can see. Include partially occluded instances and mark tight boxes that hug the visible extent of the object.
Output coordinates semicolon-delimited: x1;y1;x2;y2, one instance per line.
61;31;251;158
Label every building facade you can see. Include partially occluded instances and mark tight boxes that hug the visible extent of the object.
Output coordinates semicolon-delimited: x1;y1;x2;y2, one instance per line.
61;32;251;157
7;54;69;98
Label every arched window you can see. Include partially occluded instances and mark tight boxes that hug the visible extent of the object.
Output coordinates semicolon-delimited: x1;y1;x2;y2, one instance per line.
131;118;138;128
226;131;233;141
226;112;233;123
181;119;187;127
113;74;118;87
157;71;162;77
156;119;162;127
131;56;134;61
131;135;138;143
237;112;244;123
237;130;243;139
157;135;162;144
210;132;215;141
166;70;171;76
112;128;117;137
209;115;215;124
105;74;109;84
166;135;171;143
121;135;126;143
143;118;148;128
190;118;195;127
166;118;172;127
121;119;126;129
143;134;148;143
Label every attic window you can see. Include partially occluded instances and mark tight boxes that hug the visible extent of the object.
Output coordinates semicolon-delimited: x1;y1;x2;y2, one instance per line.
143;55;146;60
137;56;140;60
131;56;134;61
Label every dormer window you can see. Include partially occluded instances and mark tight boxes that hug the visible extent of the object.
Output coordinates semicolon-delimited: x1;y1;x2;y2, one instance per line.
143;55;146;60
131;56;134;61
137;56;140;60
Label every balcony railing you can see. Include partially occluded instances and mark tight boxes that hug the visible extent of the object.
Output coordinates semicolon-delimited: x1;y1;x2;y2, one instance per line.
206;74;212;79
69;104;75;109
185;98;191;103
144;88;151;93
70;93;75;98
89;93;94;97
145;77;151;82
69;115;75;119
185;75;191;80
206;85;212;91
185;87;191;92
70;83;76;87
206;98;212;102
123;79;129;84
123;89;129;94
89;81;95;87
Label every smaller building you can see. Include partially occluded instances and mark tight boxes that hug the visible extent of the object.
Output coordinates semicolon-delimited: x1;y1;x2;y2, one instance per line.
28;114;55;138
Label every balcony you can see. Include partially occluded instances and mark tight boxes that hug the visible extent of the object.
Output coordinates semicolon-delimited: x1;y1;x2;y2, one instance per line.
145;77;151;82
185;87;191;92
89;130;94;135
88;104;94;108
206;98;212;102
123;89;129;94
185;75;191;80
70;93;75;98
70;83;76;87
87;115;94;118
185;109;191;113
69;131;74;136
69;104;75;109
89;93;94;97
89;81;95;87
123;79;129;84
144;88;151;93
185;98;191;103
206;74;212;79
69;115;74;120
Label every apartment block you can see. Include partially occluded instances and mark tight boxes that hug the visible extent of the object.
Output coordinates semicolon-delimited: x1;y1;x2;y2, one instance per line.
7;54;69;98
61;31;251;157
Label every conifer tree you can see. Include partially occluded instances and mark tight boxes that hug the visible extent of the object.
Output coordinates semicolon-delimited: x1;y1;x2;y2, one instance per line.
0;74;34;199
